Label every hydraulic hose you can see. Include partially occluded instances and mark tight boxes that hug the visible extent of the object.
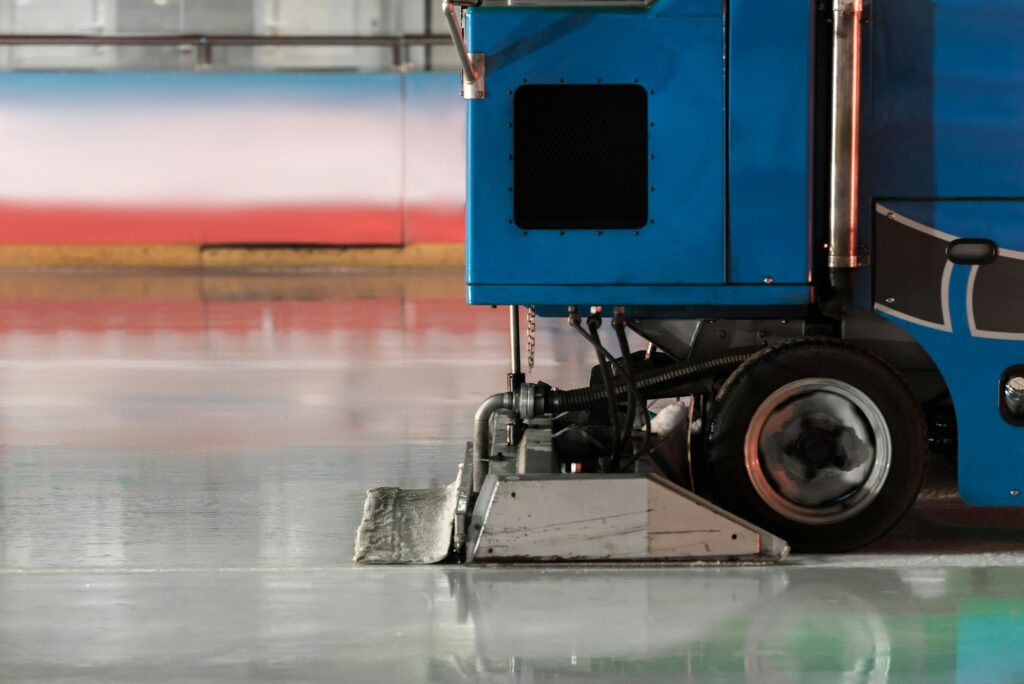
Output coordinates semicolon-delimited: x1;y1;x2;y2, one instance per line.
612;316;638;452
612;314;653;468
571;315;622;464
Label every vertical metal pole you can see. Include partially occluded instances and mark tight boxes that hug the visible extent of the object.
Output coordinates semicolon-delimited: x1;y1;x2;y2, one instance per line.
510;305;522;376
424;0;433;71
391;40;403;69
508;305;525;392
196;36;212;69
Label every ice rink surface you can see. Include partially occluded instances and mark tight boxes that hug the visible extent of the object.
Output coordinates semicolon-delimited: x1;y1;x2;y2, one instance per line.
1;270;1022;683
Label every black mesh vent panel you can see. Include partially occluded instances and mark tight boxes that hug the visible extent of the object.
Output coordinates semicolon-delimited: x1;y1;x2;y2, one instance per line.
514;84;648;230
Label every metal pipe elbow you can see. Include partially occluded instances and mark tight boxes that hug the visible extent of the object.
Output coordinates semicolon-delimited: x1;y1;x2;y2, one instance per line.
472;392;513;492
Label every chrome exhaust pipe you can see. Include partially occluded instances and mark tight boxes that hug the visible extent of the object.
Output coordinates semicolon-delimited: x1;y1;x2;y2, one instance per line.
828;0;866;277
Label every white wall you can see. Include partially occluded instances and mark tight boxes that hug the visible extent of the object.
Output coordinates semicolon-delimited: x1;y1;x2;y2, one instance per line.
0;0;451;71
252;0;392;72
0;0;117;70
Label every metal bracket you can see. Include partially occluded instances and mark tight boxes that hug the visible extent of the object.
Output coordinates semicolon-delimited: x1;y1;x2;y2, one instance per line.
462;53;486;100
443;0;486;99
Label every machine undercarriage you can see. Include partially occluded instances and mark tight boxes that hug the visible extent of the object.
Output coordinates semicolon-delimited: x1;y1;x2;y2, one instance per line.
356;306;939;564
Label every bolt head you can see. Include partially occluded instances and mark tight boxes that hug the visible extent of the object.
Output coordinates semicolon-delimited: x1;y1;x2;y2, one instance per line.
1012;489;1021;497
763;276;775;285
885;297;896;305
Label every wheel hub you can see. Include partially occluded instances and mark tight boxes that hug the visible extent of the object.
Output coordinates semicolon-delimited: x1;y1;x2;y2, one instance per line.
787;420;846;475
745;379;892;524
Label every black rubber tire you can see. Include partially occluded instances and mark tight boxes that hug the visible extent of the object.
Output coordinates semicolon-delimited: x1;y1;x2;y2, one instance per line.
704;338;928;553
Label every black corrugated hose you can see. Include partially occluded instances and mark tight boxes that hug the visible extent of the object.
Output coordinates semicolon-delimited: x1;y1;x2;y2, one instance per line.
555;347;759;413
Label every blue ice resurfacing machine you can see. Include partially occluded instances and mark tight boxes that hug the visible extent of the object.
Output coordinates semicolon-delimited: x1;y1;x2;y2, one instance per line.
356;0;1024;563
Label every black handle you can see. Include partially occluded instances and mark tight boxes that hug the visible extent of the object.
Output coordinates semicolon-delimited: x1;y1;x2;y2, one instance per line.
946;239;999;266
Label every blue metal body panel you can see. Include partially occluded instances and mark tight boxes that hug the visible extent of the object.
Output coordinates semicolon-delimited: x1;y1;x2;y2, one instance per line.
464;0;813;307
862;0;1024;505
860;0;1024;208
727;0;813;285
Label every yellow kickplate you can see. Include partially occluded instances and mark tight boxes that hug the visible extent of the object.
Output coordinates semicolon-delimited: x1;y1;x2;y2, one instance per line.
0;245;200;269
201;243;464;269
0;243;464;270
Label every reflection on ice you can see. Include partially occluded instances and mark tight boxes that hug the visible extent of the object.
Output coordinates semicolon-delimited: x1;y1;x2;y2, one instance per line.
417;566;1024;684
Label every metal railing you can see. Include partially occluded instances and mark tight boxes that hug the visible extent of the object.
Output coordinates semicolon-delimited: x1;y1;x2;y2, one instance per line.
0;33;452;70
